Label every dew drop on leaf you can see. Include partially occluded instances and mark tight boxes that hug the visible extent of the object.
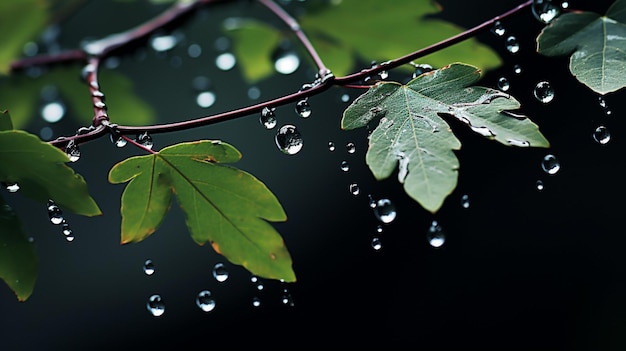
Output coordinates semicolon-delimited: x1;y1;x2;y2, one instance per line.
497;77;510;92
427;220;446;248
260;107;277;130
593;126;611;145
136;132;154;150
147;294;165;317
534;81;554;103
47;200;64;225
373;198;397;224
65;141;80;162
541;154;560;175
505;36;520;54
295;99;312;118
143;259;155;276
212;262;229;283
196;290;216;312
275;124;303;155
491;20;506;37
532;0;561;24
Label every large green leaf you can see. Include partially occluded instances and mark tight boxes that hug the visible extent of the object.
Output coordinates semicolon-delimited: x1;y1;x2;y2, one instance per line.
342;63;549;213
537;0;626;94
0;195;37;302
108;140;295;282
0;129;101;216
0;65;155;130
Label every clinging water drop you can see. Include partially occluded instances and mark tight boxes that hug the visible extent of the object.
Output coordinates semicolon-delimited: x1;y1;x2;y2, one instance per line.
275;124;303;155
147;294;165;317
373;198;397;224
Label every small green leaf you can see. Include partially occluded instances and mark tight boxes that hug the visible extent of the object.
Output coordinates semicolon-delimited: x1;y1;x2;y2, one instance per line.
0;109;13;131
108;140;294;282
342;63;549;213
0;195;37;302
0;130;102;216
537;0;626;94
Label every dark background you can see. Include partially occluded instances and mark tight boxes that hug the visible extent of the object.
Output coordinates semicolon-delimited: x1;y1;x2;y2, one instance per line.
2;0;625;349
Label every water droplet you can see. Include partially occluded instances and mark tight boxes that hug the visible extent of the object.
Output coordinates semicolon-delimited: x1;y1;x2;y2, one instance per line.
373;198;397;224
379;70;389;80
273;51;300;74
532;0;561;23
328;141;336;151
150;34;178;52
505;36;520;54
536;179;545;191
65;141;80;162
534;81;554;103
461;194;470;209
252;297;262;307
215;52;236;71
513;64;522;74
507;139;530;147
346;142;356;154
248;86;261;100
196;290;216;312
349;183;360;195
371;237;383;251
340;160;349;172
412;63;434;78
368;195;377;209
281;286;295;306
212;262;229;282
561;2;569;9
62;222;73;236
5;182;19;193
491;21;506;36
94;101;106;109
47;200;64;225
541;154;560;175
110;134;128;148
376;225;383;233
147;294;165;317
187;43;202;58
251;275;264;290
65;235;75;242
196;91;216;108
340;93;351;103
275;125;303;155
295;99;312;118
497;77;510;91
427;220;446;248
136;132;154;150
593;125;611;144
41;101;66;123
260;107;277;130
143;259;155;276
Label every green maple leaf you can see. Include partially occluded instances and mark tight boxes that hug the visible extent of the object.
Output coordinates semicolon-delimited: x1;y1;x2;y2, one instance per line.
0;195;37;302
0;115;101;217
537;0;626;94
342;63;550;213
108;140;295;282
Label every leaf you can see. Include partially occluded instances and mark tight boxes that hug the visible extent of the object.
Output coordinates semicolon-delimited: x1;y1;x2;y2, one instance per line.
537;0;626;94
108;140;295;282
0;129;102;216
0;65;155;130
342;63;550;213
0;195;37;302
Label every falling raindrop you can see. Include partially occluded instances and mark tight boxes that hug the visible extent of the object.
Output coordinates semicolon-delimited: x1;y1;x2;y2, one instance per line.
196;290;216;312
212;262;229;283
65;141;80;162
376;225;383;234
40;101;66;123
47;200;64;225
371;237;382;251
281;285;295;307
592;126;611;145
295;99;312;118
65;235;75;242
251;275;264;291
532;0;561;24
373;198;397;224
196;91;216;108
598;97;612;115
136;132;154;150
541;154;560;175
252;297;262;308
328;141;336;151
215;52;236;71
143;259;155;276
5;182;19;193
513;64;522;75
340;160;349;172
427;220;446;248
505;36;520;54
260;107;277;130
368;195;377;209
497;77;510;92
536;180;545;191
62;222;73;236
491;21;506;36
461;194;470;209
349;183;360;196
275;125;303;155
147;294;165;317
534;81;555;103
346;142;356;154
